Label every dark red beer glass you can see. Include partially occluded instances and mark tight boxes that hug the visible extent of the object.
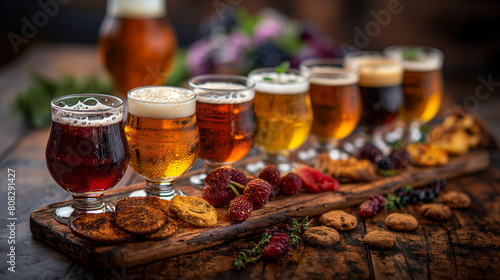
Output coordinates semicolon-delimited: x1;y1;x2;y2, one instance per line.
46;94;128;225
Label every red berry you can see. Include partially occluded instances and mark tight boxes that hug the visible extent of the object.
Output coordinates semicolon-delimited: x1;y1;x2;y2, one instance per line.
261;242;285;261
269;233;290;252
279;172;302;196
263;226;279;236
202;185;235;208
280;223;292;233
230;168;250;186
228;196;253;222
259;165;281;199
358;200;378;219
368;194;386;212
243;179;271;209
205;167;232;190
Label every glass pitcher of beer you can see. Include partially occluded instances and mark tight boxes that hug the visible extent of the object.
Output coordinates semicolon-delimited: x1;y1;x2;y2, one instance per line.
99;0;177;98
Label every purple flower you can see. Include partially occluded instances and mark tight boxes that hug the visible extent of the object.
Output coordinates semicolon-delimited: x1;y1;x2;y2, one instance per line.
186;38;215;76
254;9;285;43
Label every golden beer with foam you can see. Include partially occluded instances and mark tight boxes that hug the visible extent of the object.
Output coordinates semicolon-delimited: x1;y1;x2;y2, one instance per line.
301;59;361;142
250;69;312;155
385;46;444;123
125;87;199;182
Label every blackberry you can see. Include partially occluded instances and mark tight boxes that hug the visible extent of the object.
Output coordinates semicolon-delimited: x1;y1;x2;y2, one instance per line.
358;143;383;163
389;148;411;169
377;156;394;170
423;189;435;202
252;42;290;68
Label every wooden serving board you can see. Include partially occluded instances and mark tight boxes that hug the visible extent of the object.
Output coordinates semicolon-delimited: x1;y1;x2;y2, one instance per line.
30;150;490;269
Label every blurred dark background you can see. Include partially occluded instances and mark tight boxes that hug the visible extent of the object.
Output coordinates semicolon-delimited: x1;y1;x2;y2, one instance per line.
1;0;499;75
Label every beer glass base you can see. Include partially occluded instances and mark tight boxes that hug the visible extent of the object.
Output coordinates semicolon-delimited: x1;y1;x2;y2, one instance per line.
246;154;295;175
53;201;115;225
189;173;207;189
130;180;185;200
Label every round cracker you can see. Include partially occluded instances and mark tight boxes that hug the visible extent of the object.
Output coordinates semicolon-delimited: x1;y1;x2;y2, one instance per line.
303;226;340;246
116;196;170;214
144;216;179;241
70;213;135;244
115;206;166;235
169;195;217;227
363;230;396;249
320;210;358;231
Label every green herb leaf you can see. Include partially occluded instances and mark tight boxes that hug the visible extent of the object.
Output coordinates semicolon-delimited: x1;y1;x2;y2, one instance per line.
12;71;113;128
263;77;274;81
276;61;290;74
402;47;424;60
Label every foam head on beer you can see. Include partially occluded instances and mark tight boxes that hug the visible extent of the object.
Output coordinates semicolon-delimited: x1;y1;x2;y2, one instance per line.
384;46;443;72
194;82;255;103
307;67;359;86
347;56;403;88
250;72;310;94
52;97;123;127
107;0;165;18
128;86;196;119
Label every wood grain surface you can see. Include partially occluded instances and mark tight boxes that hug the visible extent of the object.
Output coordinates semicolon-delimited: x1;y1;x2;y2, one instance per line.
30;150;490;269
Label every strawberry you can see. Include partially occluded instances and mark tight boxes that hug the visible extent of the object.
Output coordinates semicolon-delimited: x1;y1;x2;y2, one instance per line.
243;179;271;209
228;196;253;222
295;165;339;193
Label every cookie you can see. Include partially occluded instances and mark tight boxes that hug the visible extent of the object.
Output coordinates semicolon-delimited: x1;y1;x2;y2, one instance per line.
419;203;451;221
143;215;179;241
70;213;135;244
441;191;471;209
169;195;217;227
384;213;418;231
363;230;396;249
116;196;170;214
303;226;340;246
115;206;166;235
320;210;357;231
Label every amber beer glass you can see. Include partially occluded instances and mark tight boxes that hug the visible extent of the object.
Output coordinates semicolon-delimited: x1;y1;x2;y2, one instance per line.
299;58;361;160
46;94;128;225
125;86;199;199
188;75;256;186
385;46;444;142
99;0;177;97
247;68;312;173
345;52;404;130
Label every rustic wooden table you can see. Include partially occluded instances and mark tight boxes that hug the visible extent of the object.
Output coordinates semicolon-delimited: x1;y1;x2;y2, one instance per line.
1;43;499;279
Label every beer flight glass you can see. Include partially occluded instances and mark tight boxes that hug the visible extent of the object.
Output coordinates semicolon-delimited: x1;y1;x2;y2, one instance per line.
246;67;312;174
344;51;404;152
384;46;444;143
46;94;129;225
125;86;199;199
188;75;256;187
298;58;362;162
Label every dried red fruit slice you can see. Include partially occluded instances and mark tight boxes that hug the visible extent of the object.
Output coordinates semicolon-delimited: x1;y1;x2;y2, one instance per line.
296;165;339;193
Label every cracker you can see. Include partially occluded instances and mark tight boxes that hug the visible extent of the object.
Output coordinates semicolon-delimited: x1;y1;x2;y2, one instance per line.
116;196;170;214
143;215;179;241
303;226;340;246
363;230;395;249
441;191;471;209
169;195;217;228
320;210;357;231
70;213;135;244
420;203;451;221
385;213;418;231
115;206;166;235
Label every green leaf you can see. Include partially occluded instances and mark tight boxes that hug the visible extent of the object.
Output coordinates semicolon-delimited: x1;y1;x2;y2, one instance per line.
276;61;290;74
402;47;424;60
263;77;274;81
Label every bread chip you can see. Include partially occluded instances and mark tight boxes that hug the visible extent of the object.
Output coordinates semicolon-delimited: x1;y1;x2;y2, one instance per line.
315;154;376;182
116;196;170;214
169;195;217;227
407;143;448;167
144;215;179;241
70;213;135;244
115;206;166;235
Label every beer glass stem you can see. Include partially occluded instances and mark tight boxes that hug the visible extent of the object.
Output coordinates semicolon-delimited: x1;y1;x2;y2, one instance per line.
262;153;294;174
72;194;108;211
145;180;179;199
